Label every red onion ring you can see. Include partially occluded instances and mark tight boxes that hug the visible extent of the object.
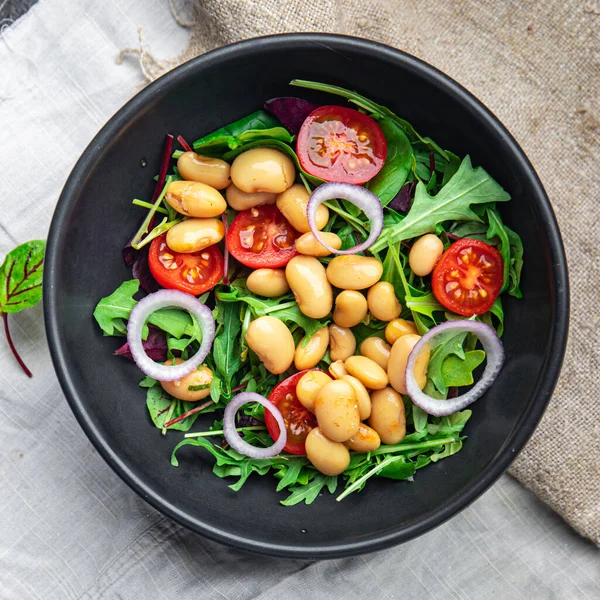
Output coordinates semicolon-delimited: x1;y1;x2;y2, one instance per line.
307;182;383;254
405;320;505;417
127;289;215;381
223;393;287;458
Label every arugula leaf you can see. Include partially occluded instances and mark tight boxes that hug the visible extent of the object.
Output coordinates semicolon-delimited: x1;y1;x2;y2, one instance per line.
404;292;444;320
281;474;337;506
212;300;242;393
367;118;413;205
506;226;524;298
290;79;449;158
378;456;417;480
0;240;46;377
426;331;469;395
486;208;511;293
441;350;485;387
192;110;285;153
371;156;511;252
430;441;463;462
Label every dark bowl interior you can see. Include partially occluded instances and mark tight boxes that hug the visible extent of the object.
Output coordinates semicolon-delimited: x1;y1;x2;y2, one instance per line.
44;34;569;558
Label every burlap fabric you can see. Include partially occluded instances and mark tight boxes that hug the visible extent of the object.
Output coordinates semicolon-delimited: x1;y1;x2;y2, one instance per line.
135;0;600;545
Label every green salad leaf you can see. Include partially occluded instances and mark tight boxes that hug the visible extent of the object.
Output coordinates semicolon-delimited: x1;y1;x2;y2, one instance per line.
371;156;511;252
1;240;46;377
93;280;195;338
367;118;413;205
442;350;486;387
193;110;286;153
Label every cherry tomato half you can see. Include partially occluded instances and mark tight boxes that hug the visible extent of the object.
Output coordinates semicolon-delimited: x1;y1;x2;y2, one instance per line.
226;205;299;269
297;105;387;184
431;238;504;316
265;370;319;455
148;233;224;295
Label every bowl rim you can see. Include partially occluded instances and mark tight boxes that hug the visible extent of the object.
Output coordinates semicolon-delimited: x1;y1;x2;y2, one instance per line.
43;32;570;559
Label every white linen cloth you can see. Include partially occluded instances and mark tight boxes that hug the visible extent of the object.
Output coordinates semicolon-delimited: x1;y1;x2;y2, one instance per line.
0;1;599;598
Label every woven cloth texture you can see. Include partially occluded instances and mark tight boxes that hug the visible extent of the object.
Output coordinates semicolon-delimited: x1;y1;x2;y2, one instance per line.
143;0;600;544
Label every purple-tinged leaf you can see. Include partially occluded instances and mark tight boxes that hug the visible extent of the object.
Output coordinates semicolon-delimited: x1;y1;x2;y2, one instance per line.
115;326;167;362
388;180;416;214
132;247;161;293
264;97;319;135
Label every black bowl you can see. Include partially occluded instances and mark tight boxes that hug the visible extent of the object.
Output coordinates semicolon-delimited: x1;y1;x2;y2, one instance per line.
44;34;569;558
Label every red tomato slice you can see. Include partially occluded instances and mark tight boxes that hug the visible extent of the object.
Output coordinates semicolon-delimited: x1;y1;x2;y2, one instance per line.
265;370;319;455
431;238;504;316
148;234;224;295
226;205;299;268
297;105;387;184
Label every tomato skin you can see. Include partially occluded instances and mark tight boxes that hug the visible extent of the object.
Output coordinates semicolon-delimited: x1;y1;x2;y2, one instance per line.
148;234;224;295
431;238;504;316
265;370;320;455
297;105;387;185
226;205;299;269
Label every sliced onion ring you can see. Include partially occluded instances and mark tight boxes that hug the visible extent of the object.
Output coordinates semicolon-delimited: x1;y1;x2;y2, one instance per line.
223;393;287;458
307;182;383;254
406;320;505;417
127;289;215;382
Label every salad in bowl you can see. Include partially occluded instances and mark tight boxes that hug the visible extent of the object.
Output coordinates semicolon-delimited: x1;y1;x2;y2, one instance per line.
92;79;523;506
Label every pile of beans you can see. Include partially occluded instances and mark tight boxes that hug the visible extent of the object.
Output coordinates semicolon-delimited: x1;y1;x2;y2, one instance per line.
245;254;436;475
158;147;447;477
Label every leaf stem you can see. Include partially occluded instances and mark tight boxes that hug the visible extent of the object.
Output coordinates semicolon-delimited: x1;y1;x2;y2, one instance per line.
184;425;267;438
161;400;177;435
164;399;214;429
323;200;368;237
177;135;192;152
369;437;456;457
132;199;169;215
131;176;173;249
336;455;405;502
2;312;32;377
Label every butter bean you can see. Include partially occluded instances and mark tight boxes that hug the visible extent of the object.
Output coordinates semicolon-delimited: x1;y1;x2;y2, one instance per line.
369;387;406;444
177;151;231;190
166;218;225;253
345;423;381;453
294;327;329;370
296;371;332;412
408;234;444;276
388;334;430;394
367;281;401;322
314;379;360;442
230;148;295;194
329;325;356;362
305;428;350;476
295;231;342;257
340;375;371;420
276;183;328;233
344;355;388;390
246;316;294;374
326;256;383;290
333;290;368;328
160;359;213;402
285;256;333;319
246;268;290;297
329;360;349;379
165;180;227;218
360;337;391;371
225;183;276;211
385;318;418;344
